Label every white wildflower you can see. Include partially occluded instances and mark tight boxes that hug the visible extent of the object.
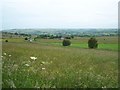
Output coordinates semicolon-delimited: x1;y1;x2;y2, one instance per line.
25;64;30;67
9;55;11;57
41;61;45;64
3;53;6;55
102;86;107;88
42;68;45;70
30;57;37;60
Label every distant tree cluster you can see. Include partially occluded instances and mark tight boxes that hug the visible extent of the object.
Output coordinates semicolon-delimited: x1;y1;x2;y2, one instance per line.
37;35;61;39
19;33;31;37
64;36;73;39
37;35;74;39
13;32;31;37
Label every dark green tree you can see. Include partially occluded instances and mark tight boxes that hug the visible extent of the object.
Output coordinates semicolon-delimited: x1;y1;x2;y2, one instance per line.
25;37;28;40
88;37;98;48
5;40;8;42
62;39;71;46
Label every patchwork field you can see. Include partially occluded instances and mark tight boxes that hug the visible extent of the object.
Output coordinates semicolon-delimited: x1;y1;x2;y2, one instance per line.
2;36;119;88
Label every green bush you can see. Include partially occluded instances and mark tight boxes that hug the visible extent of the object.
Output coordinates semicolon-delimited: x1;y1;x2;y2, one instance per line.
88;37;98;48
62;39;71;46
5;40;8;42
25;37;28;40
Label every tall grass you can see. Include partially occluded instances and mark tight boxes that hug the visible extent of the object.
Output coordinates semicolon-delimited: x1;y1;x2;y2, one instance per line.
2;42;118;88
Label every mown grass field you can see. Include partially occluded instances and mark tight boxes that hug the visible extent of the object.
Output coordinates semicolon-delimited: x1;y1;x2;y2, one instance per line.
2;36;118;88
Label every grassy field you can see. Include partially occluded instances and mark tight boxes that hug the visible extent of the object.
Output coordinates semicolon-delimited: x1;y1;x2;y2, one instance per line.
2;36;119;51
35;36;118;51
2;36;118;88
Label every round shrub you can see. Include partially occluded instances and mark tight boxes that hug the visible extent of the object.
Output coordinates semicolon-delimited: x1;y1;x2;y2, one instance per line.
25;37;28;40
88;37;98;48
5;40;8;42
62;39;71;46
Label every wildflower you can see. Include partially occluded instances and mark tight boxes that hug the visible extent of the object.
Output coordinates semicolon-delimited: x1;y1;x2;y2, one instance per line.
102;86;107;88
3;53;6;55
30;57;37;60
42;68;45;70
25;64;30;67
41;61;45;64
9;55;11;57
50;61;53;63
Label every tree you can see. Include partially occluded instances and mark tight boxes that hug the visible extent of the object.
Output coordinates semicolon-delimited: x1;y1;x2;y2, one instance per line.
25;37;28;40
65;36;71;39
62;39;71;46
49;35;54;39
14;32;18;35
5;40;8;42
88;37;98;48
71;35;74;39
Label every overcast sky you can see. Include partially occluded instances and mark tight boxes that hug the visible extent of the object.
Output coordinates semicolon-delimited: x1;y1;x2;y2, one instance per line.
1;0;119;30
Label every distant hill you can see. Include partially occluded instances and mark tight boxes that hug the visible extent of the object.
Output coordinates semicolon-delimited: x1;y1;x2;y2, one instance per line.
2;28;118;36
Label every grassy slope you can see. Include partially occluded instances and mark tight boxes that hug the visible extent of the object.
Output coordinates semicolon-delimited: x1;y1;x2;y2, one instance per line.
2;40;118;88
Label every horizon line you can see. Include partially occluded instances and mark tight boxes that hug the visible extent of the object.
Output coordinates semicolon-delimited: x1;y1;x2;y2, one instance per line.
1;27;118;30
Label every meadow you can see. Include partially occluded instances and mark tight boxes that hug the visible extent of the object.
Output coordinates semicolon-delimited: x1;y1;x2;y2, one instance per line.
2;36;118;88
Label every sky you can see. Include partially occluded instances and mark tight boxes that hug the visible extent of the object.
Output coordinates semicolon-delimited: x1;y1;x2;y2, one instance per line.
1;0;119;30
